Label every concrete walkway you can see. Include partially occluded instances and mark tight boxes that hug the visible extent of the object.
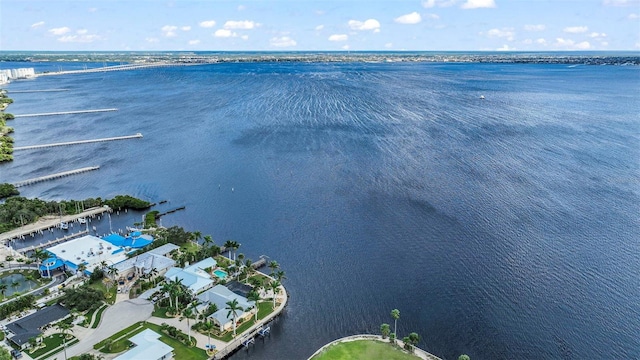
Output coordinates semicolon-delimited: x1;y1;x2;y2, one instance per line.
63;298;153;358
146;314;225;350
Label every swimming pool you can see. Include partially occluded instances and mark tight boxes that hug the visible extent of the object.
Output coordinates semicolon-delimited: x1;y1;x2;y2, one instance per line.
213;269;227;279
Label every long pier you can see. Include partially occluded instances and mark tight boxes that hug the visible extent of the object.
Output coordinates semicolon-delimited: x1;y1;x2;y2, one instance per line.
16;230;89;254
13;166;100;187
36;62;188;76
13;133;143;150
13;108;118;118
0;206;111;243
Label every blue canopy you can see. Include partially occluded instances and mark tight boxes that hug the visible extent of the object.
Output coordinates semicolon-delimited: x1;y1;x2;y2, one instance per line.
39;257;64;272
102;233;153;248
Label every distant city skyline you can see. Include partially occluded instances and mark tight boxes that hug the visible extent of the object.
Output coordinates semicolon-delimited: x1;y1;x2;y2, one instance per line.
1;0;639;52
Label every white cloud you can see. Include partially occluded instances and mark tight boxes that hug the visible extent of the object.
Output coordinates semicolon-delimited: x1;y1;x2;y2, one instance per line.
603;0;640;6
199;20;216;28
162;25;178;37
224;20;257;30
238;5;246;11
31;21;45;29
315;25;324;31
496;44;515;51
241;35;249;40
181;26;191;31
270;36;297;47
328;34;348;42
58;34;101;43
461;0;496;9
523;39;533;44
395;12;422;24
536;38;547;45
214;29;237;38
88;7;97;12
635;41;640;48
628;13;639;19
588;32;607;38
385;42;393;48
485;28;515;41
188;40;201;45
342;45;350;50
49;27;71;36
563;26;588;34
76;29;88;35
425;13;440;20
422;0;457;7
348;19;381;31
524;24;545;31
146;37;159;43
600;41;609;46
554;38;591;49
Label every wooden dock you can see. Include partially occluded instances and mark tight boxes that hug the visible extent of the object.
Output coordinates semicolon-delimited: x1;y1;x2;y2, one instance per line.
13;166;100;187
13;133;143;151
16;230;89;254
13;108;118;118
0;206;111;243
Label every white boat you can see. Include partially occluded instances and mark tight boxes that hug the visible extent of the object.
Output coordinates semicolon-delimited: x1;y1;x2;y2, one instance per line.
59;222;69;230
480;95;485;100
78;217;86;224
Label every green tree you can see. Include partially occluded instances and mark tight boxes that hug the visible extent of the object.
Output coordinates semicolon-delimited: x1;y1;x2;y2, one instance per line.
270;280;281;309
56;321;73;360
268;260;279;276
0;183;19;200
223;240;234;259
458;355;471;360
0;346;11;360
0;284;7;298
202;318;215;351
247;291;261;321
180;302;198;345
391;309;400;340
380;323;390;339
191;231;202;245
76;263;87;277
225;298;242;338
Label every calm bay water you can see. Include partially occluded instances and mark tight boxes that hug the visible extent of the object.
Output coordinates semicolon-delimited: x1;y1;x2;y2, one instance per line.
1;61;639;359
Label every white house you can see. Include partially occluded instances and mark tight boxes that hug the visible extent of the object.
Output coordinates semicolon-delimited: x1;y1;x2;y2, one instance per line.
113;329;173;360
163;257;217;294
196;284;255;332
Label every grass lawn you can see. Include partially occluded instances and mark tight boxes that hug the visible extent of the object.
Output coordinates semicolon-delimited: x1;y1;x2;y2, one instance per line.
29;333;79;360
152;306;173;318
87;280;117;305
145;322;207;360
180;242;200;254
93;321;207;360
211;302;274;342
311;340;420;360
92;303;108;328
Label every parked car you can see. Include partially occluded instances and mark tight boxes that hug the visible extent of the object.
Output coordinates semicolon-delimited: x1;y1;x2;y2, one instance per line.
10;349;22;359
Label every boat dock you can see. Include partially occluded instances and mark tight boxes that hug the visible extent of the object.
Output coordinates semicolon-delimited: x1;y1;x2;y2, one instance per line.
0;206;111;243
13;166;100;187
13;108;118;118
16;230;89;254
212;277;288;360
13;133;143;151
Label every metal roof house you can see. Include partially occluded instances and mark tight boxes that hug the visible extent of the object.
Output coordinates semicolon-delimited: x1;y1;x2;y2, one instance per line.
163;257;217;294
113;329;173;360
196;285;255;332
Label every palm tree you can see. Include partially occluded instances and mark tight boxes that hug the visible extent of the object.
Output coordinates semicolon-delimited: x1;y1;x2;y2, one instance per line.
225;298;242;338
161;281;176;309
25;274;35;290
11;281;19;293
408;332;420;352
223;240;234;259
269;280;281;309
247;291;260;322
274;270;286;282
107;266;118;280
202;319;215;351
380;323;391;339
0;283;7;298
148;267;159;285
244;259;254;283
391;309;400;339
203;235;214;248
100;260;108;270
56;321;73;360
191;231;202;245
180;302;198;345
268;261;279;276
169;277;185;312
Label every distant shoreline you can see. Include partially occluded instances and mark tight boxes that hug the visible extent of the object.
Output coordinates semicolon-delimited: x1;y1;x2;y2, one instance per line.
0;51;639;66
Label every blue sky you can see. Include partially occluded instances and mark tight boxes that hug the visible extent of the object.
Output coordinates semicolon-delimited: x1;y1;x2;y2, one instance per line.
1;0;639;51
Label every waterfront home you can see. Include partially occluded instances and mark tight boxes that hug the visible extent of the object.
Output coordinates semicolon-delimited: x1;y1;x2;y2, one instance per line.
113;329;173;360
196;284;254;332
163;257;217;294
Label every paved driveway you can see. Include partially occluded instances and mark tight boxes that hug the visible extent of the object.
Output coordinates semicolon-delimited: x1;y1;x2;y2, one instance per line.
65;298;153;357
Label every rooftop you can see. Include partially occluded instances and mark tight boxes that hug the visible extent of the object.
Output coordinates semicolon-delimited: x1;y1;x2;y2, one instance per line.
113;252;175;274
147;243;179;256
6;304;69;346
46;235;129;273
113;329;173;360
